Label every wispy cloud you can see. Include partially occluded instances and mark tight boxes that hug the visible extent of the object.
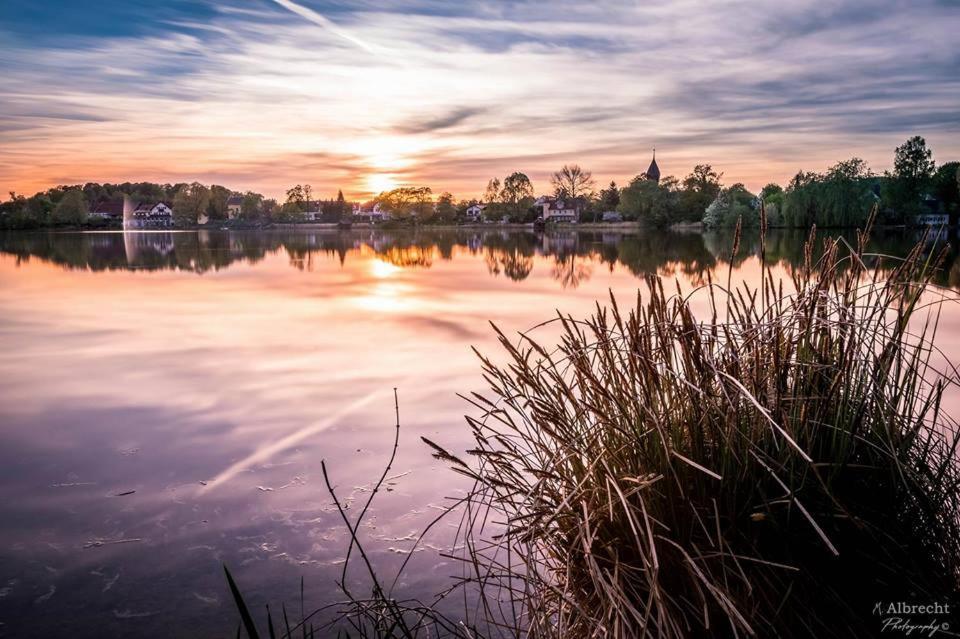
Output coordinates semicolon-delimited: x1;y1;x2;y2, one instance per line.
0;0;957;200
267;0;379;54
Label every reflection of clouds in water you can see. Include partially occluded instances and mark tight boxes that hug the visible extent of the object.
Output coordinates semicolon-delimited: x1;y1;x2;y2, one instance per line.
2;228;956;636
201;384;397;493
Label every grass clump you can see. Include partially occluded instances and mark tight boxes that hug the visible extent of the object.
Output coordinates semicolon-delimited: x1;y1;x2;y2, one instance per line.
429;219;960;637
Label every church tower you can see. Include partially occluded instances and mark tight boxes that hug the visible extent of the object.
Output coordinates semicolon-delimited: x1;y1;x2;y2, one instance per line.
645;149;661;183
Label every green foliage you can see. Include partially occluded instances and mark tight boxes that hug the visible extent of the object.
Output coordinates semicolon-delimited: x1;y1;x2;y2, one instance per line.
618;175;678;227
208;185;231;221
51;189;88;226
599;180;620;210
932;161;960;220
375;186;433;222
677;163;722;222
882;136;936;221
761;183;786;226
782;158;875;227
283;184;311;215
702;183;758;228
500;172;535;221
239;192;264;220
434;192;456;222
173;182;211;226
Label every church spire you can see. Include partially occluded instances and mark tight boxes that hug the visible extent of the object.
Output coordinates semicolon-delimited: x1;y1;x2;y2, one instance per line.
645;148;661;183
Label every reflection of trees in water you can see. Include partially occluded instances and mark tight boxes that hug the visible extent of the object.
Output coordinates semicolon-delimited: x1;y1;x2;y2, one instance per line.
2;227;958;290
484;248;534;282
550;253;593;289
482;233;538;282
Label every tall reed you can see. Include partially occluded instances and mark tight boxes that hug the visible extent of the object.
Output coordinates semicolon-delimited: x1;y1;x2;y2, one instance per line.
427;217;960;637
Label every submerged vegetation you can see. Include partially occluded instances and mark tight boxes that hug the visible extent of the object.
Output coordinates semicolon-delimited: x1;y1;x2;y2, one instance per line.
227;215;960;637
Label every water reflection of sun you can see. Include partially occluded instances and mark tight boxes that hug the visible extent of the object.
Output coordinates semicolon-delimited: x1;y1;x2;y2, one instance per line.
370;259;400;278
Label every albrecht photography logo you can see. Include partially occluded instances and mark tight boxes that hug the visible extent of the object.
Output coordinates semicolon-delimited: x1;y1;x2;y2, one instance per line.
873;601;953;636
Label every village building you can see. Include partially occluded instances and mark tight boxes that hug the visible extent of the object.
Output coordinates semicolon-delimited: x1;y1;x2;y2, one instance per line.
352;201;387;223
536;196;582;223
302;200;323;222
602;211;623;223
226;195;243;219
645;149;661;183
465;203;485;222
125;201;173;229
89;198;125;221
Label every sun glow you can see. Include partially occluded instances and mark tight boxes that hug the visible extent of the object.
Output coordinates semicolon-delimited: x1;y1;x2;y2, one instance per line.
369;258;401;278
366;173;398;195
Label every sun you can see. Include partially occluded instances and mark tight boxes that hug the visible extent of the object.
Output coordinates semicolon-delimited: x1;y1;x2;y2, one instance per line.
366;173;398;195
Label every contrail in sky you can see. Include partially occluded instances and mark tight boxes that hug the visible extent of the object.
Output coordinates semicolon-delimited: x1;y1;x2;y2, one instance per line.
269;0;378;54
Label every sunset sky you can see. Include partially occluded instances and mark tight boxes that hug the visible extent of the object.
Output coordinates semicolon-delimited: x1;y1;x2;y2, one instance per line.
1;0;958;201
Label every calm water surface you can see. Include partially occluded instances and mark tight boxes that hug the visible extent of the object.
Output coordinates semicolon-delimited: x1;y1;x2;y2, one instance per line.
1;228;958;637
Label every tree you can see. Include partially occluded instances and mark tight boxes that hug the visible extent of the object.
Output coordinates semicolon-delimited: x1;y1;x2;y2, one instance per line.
883;136;935;221
284;185;309;213
435;192;456;222
239;192;263;220
172;183;210;225
500;172;535;222
599;181;620;210
760;183;785;226
618;175;678;227
931;161;960;225
781;159;874;228
375;186;433;222
52;189;88;225
702;184;758;229
336;189;349;221
207;185;231;221
677;164;722;222
551;164;595;199
483;178;501;204
482;178;504;221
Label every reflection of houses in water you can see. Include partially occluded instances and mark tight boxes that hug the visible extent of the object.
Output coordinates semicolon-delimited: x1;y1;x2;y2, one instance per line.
541;232;579;254
123;232;176;265
601;233;622;247
465;233;483;252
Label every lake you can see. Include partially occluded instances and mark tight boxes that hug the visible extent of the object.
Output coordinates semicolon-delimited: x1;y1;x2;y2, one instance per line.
0;227;958;637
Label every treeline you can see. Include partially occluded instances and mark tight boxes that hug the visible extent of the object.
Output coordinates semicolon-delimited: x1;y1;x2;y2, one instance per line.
3;136;957;231
613;136;958;229
0;181;281;230
285;135;959;229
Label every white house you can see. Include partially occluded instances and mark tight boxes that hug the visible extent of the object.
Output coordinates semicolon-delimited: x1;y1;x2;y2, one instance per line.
353;201;388;222
226;195;243;219
537;196;581;223
465;203;485;222
125;202;174;229
303;201;323;222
